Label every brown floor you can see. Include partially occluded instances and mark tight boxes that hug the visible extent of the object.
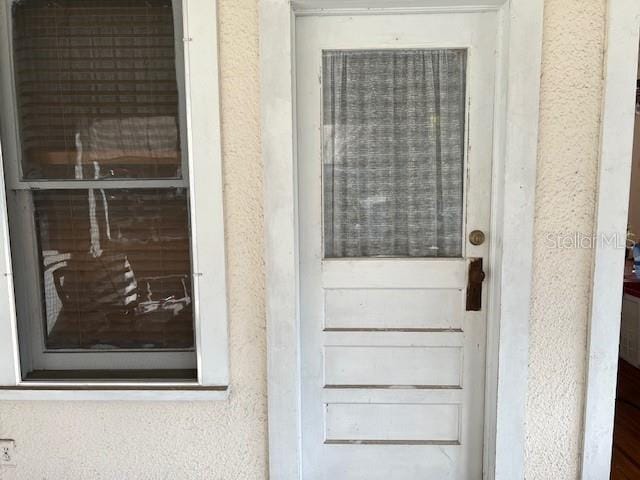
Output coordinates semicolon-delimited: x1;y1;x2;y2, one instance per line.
611;359;640;479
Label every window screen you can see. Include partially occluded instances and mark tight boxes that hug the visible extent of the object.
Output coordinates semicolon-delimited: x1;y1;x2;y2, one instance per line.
35;188;192;350
12;0;182;179
5;0;194;365
322;49;467;258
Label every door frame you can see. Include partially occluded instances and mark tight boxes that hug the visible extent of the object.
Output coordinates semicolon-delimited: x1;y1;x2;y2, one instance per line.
580;1;640;478
260;1;544;478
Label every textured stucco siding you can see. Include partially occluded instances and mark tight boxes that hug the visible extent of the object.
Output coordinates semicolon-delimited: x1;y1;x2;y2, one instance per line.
0;0;612;479
525;0;606;478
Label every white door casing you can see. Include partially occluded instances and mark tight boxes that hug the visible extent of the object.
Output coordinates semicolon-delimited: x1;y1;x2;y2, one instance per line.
261;1;544;479
297;12;496;479
581;0;640;478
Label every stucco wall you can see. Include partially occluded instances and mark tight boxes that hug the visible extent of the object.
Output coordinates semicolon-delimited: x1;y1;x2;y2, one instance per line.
525;0;606;478
0;0;611;479
0;0;268;478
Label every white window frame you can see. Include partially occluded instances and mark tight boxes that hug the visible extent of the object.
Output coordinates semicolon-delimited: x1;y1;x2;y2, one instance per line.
581;0;640;477
261;0;543;478
0;0;229;400
2;0;193;372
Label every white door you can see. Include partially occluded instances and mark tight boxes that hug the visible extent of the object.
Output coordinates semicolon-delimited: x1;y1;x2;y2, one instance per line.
296;11;497;480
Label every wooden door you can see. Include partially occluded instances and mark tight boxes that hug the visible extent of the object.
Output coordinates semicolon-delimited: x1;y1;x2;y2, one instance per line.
297;10;497;480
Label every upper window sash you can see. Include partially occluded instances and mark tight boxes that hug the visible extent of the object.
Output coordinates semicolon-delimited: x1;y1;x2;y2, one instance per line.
2;0;190;188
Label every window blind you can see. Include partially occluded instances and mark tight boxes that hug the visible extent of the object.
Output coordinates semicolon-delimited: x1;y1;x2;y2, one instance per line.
12;0;181;179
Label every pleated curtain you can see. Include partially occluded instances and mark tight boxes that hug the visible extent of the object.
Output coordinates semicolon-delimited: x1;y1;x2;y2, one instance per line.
322;49;467;258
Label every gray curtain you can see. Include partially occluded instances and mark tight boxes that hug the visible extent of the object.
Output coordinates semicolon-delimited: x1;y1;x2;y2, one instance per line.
322;49;467;258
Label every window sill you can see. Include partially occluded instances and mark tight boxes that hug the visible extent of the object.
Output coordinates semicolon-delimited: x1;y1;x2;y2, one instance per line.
0;383;229;401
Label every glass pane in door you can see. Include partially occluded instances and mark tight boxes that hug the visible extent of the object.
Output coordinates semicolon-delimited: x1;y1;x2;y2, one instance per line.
322;49;467;258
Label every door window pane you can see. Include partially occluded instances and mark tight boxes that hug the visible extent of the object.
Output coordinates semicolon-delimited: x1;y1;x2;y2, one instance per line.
322;49;466;258
12;0;183;179
34;188;193;350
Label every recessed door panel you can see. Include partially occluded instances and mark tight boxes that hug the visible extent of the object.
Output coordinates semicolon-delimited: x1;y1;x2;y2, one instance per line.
324;288;464;330
325;403;461;444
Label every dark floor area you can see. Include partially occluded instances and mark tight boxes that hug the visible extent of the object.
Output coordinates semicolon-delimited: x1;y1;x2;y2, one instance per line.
611;359;640;479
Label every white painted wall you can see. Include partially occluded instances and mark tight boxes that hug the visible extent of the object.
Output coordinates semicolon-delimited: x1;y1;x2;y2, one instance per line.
0;0;613;478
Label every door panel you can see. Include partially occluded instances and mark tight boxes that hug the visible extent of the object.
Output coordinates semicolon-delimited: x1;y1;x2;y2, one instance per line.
297;11;496;480
322;259;466;289
324;288;464;330
324;345;463;387
325;403;461;443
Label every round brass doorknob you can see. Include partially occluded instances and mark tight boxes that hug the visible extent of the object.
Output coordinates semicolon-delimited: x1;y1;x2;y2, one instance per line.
469;230;486;246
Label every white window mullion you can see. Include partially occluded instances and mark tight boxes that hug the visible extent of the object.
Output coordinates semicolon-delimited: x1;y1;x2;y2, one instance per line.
10;179;189;190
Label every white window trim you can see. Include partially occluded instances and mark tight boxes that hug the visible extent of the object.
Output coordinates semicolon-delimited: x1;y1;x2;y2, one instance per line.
581;1;640;477
260;0;543;478
0;0;230;400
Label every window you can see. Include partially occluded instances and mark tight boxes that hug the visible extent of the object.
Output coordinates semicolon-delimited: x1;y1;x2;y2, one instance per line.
322;49;466;258
0;0;228;389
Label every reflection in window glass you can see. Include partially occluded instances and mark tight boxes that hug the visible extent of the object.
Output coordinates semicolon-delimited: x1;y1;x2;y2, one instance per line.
322;49;467;258
34;189;193;350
